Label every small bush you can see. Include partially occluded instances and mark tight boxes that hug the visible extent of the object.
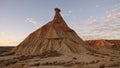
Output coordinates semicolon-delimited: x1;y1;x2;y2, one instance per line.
40;50;62;58
99;64;105;68
34;63;40;66
73;57;77;60
96;60;100;63
110;62;119;67
64;61;75;67
89;60;95;64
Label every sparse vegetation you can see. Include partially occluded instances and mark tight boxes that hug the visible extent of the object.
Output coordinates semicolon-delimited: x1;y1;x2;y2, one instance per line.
64;61;75;67
109;58;113;61
99;64;105;68
0;59;17;66
73;57;77;60
34;63;40;66
40;50;62;58
110;62;120;67
41;61;65;66
89;60;95;64
0;46;15;55
15;55;34;61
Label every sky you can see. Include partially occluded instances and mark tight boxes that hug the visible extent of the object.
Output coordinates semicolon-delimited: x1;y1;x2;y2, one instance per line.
0;0;120;46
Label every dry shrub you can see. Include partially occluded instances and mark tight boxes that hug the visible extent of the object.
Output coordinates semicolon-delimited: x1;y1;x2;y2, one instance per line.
89;53;94;55
52;61;65;65
101;56;104;58
0;59;17;66
88;60;99;64
75;61;81;65
15;55;34;61
73;57;77;60
94;54;99;57
12;63;25;68
34;63;40;66
64;61;75;67
55;62;65;65
41;61;63;65
96;60;100;63
99;64;105;68
109;58;113;61
0;52;14;56
41;62;49;65
110;62;120;67
89;60;96;64
85;62;89;65
40;50;62;58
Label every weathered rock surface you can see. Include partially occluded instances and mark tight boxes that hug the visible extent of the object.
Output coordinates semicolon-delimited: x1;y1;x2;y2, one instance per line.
86;39;120;49
12;8;92;56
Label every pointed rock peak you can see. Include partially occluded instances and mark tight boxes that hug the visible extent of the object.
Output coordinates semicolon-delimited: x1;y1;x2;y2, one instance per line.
53;8;64;22
52;8;69;28
55;8;61;13
12;8;91;56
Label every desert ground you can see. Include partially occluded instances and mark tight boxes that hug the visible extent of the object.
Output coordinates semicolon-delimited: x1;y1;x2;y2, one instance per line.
0;40;120;68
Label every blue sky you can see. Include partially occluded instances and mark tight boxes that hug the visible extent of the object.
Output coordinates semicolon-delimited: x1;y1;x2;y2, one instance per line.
0;0;120;46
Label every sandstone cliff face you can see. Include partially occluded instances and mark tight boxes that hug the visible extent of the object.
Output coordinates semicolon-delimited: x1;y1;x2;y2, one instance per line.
12;8;90;56
86;40;120;49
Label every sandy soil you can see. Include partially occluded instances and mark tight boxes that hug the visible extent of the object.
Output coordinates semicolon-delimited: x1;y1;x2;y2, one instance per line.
0;50;120;68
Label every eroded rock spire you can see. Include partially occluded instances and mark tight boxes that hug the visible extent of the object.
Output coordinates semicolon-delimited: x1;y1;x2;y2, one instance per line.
53;8;63;22
12;8;90;56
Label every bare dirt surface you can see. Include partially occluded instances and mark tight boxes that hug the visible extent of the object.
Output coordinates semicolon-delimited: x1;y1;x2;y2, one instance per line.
0;51;120;68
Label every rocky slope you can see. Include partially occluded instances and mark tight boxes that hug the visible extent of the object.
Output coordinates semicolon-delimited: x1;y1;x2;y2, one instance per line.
86;39;120;50
11;8;94;56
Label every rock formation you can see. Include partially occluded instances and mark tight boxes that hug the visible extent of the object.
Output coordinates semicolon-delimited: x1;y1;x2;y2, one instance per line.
86;39;120;49
12;8;91;56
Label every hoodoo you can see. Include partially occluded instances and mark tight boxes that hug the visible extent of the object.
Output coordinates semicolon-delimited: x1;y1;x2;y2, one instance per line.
13;8;90;56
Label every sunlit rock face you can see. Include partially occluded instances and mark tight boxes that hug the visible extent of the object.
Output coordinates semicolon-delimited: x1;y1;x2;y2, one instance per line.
86;39;120;49
12;8;90;56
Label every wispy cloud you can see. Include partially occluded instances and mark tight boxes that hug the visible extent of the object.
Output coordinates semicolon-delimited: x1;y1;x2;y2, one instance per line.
105;12;120;23
86;18;99;25
62;10;72;17
95;5;100;8
86;4;120;25
68;10;72;14
79;3;120;40
25;18;38;25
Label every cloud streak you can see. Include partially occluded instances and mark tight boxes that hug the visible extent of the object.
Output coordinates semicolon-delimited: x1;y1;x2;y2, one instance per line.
61;10;72;17
86;18;99;25
86;4;120;25
79;4;120;40
26;18;38;25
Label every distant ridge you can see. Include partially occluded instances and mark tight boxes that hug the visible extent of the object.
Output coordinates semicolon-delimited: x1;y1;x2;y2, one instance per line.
86;40;120;49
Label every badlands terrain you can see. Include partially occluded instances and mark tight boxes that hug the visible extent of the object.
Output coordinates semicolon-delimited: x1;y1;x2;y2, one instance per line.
0;40;120;68
0;8;120;68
